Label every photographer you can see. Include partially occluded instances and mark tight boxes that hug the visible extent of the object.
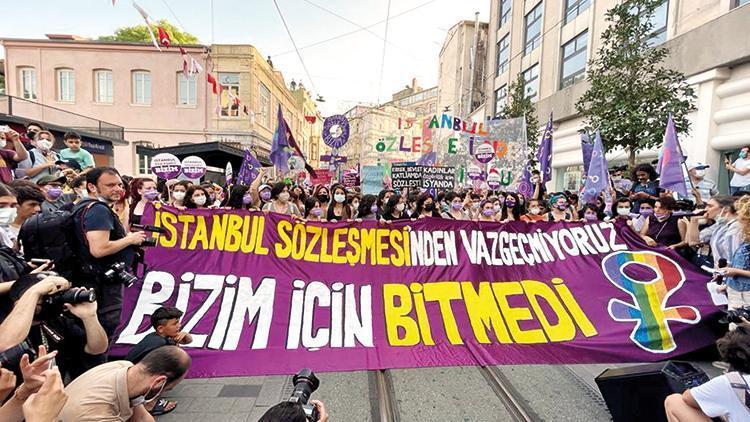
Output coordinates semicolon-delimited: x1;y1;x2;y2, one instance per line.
7;273;108;380
665;325;750;421
0;275;69;352
0;346;66;422
260;401;329;422
74;167;145;337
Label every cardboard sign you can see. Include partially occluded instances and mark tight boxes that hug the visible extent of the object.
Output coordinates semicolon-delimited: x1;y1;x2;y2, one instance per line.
391;164;422;189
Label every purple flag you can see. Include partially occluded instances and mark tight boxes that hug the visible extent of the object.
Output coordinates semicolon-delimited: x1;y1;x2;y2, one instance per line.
517;160;534;199
270;105;290;174
416;151;437;166
537;113;553;184
658;114;688;196
582;130;609;204
237;149;261;185
581;132;593;176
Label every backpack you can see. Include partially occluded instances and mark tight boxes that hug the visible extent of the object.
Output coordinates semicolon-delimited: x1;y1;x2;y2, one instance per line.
19;199;102;280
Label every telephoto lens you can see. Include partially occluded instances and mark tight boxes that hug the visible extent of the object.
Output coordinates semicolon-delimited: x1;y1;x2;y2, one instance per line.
288;369;320;421
44;287;96;306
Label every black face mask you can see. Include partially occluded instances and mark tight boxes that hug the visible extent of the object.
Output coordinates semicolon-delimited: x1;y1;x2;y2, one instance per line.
318;195;329;203
424;203;435;211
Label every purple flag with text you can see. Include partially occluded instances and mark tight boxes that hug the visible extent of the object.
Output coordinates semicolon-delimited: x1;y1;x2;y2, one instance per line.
582;130;610;204
237;149;261;186
658;115;688;196
537;113;553;184
270;105;291;174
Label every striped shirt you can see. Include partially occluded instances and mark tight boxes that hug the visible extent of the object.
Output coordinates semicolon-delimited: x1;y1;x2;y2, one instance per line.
700;219;743;265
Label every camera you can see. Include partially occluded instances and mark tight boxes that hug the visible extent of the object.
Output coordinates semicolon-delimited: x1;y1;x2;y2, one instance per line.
0;340;35;367
142;237;158;247
43;287;96;307
288;369;320;421
131;224;166;248
103;262;138;286
720;306;750;324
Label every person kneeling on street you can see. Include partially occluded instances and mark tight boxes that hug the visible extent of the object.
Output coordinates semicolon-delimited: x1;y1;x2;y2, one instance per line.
7;272;108;381
665;325;750;421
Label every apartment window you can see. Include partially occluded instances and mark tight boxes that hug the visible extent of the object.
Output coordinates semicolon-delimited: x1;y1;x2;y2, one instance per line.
258;82;271;127
56;68;75;102
560;31;588;89
94;70;113;103
499;0;512;28
735;0;750;7
496;35;510;75
494;85;508;117
131;71;151;105
564;0;590;24
647;1;669;46
18;67;36;100
137;153;151;175
522;64;540;102
524;2;544;55
219;73;240;117
177;73;197;106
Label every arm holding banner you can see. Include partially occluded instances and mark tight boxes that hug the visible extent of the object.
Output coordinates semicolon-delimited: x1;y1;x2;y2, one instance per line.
667;219;689;250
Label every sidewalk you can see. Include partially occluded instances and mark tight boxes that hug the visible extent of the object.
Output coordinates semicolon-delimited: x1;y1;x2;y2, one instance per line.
157;375;292;422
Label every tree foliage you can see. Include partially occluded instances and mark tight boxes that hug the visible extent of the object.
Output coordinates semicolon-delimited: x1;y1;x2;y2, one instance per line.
575;0;695;167
500;73;540;162
98;20;199;45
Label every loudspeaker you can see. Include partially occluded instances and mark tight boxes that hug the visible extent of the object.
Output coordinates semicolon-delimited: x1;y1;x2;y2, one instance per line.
595;361;709;422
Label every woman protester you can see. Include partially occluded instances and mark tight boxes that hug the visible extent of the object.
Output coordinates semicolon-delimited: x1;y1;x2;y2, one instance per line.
478;200;498;222
686;195;742;269
377;189;395;215
226;185;254;210
640;196;687;250
326;184;352;222
168;180;190;209
128;177;158;228
521;198;545;222
304;197;325;222
442;192;467;220
381;194;407;221
544;194;574;222
414;193;441;219
630;163;661;212
721;200;750;312
358;195;379;221
262;182;301;217
500;193;523;222
184;185;210;210
581;204;603;223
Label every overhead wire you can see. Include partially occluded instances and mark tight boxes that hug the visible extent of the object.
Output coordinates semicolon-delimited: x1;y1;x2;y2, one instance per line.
272;0;321;97
376;0;392;104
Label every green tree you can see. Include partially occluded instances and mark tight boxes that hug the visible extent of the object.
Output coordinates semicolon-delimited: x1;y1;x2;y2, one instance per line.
575;0;695;168
500;73;540;162
98;20;199;45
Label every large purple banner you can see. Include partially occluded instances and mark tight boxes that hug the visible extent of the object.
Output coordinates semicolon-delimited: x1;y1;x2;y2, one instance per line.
113;204;722;377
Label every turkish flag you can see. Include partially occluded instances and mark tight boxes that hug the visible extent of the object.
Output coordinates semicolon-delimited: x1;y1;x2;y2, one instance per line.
304;116;316;124
207;73;219;94
157;26;171;48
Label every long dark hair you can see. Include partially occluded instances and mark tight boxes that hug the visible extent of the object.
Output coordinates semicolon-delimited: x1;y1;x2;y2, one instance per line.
326;184;351;221
414;192;440;217
227;185;251;210
358;194;378;218
382;194;402;217
184;185;209;209
501;192;522;220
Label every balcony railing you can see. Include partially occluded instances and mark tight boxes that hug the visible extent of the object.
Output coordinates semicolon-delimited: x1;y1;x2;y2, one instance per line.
0;95;125;142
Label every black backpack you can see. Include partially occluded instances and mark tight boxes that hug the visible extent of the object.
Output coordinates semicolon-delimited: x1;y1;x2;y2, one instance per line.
19;199;102;280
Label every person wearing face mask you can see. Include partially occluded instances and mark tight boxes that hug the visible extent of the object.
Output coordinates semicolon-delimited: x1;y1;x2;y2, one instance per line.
304;197;325;222
640;196;687;249
60;346;191;421
521;198;546;222
727;146;750;195
263;182;302;217
0;184;18;249
167;180;190;210
544;194;574;222
128;178;158;228
381;194;407;221
326;184;353;222
442;192;467;220
358;194;379;221
613;197;636;226
684;163;717;205
226;184;254;210
629;163;661;213
609;166;633;198
632;200;655;232
17;131;60;183
349;193;362;219
73;167;146;338
478;200;498;222
184;185;210;209
686;195;742;270
580;204;603;223
467;193;483;220
257;184;273;208
377;189;395;215
500;193;522;222
414;192;441;219
36;174;68;215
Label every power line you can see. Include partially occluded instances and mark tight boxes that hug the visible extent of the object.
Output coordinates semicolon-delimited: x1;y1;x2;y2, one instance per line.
271;0;438;57
376;0;392;104
272;0;320;96
160;0;188;34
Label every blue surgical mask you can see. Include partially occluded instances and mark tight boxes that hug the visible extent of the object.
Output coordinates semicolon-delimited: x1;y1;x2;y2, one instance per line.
741;151;748;159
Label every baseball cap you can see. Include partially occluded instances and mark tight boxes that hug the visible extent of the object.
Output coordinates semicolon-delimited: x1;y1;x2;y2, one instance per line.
36;174;67;186
55;159;82;171
259;184;271;192
689;162;710;170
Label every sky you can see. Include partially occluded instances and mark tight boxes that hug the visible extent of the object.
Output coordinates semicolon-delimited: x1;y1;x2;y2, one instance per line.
1;0;490;115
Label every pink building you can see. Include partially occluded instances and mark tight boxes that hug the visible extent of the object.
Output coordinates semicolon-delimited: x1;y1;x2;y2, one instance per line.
1;36;210;175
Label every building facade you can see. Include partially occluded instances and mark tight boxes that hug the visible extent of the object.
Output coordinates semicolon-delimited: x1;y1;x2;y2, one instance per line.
485;0;750;192
290;81;323;169
437;18;489;119
1;37;210;175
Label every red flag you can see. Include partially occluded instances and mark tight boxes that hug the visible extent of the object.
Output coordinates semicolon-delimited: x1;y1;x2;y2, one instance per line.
207;73;218;95
242;105;249;115
157;26;171;48
304;116;316;124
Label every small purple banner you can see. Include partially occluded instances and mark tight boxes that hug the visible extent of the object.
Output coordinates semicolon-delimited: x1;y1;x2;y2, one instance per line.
113;205;721;377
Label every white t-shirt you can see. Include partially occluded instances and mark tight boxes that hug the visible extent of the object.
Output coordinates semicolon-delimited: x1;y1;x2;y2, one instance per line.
692;373;750;421
731;158;750;187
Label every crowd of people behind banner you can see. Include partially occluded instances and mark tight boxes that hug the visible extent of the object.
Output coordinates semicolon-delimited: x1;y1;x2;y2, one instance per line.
0;121;748;420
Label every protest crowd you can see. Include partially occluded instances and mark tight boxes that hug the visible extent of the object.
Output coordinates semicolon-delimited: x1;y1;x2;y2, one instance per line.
0;119;746;422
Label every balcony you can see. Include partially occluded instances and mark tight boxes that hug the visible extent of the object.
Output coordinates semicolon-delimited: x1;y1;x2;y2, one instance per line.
0;94;125;144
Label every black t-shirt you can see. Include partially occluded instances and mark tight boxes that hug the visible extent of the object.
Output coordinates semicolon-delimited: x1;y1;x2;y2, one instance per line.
125;332;176;364
27;315;98;380
73;200;134;271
